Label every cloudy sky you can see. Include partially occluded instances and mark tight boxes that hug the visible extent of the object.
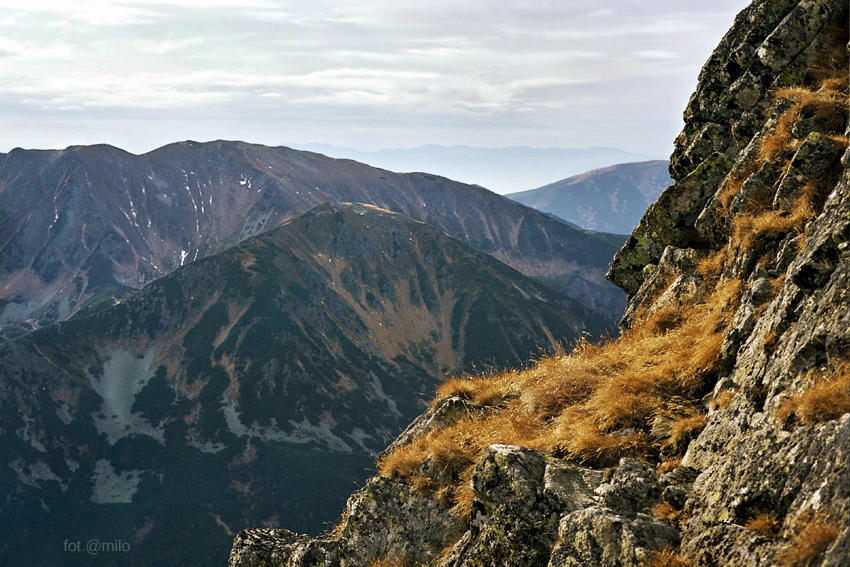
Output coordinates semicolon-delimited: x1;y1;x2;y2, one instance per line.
0;0;750;156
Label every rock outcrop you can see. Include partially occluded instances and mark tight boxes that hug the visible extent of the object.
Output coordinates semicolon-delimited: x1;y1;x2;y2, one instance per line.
230;1;849;566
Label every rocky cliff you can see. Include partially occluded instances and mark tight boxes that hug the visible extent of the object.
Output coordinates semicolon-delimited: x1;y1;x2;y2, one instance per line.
230;1;849;565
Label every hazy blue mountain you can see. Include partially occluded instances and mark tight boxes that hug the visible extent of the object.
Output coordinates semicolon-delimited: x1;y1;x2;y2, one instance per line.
507;160;672;233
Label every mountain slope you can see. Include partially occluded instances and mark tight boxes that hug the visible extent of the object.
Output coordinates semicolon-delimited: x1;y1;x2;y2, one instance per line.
0;142;624;339
507;160;672;233
0;203;607;566
230;2;850;566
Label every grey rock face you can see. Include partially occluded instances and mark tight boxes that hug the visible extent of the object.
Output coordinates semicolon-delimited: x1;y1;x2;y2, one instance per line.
552;507;681;567
443;445;605;567
608;0;844;295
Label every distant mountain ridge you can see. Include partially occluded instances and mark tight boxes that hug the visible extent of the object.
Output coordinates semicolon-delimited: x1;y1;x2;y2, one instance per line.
0;140;626;340
507;160;672;234
0;202;608;566
289;143;664;195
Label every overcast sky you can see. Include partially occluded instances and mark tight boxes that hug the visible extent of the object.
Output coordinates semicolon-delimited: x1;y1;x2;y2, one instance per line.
0;0;750;156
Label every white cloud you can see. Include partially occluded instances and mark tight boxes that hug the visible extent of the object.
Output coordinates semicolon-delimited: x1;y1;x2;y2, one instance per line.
0;0;753;154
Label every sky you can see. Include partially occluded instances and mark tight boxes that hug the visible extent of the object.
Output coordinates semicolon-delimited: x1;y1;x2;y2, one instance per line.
0;0;751;156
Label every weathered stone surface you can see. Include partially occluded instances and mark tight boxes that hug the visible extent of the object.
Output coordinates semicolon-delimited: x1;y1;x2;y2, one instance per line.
229;530;339;567
551;507;681;567
608;154;733;296
443;445;569;567
544;460;605;513
336;476;464;566
595;458;662;514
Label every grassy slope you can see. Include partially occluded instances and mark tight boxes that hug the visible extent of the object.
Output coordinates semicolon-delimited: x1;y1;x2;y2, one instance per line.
377;25;850;523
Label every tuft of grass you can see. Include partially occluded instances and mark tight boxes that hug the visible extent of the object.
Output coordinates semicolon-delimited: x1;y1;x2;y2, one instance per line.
696;246;728;278
657;457;683;475
646;548;694;567
653;502;691;529
744;512;781;537
711;389;737;410
777;514;840;567
758;104;804;165
776;362;850;426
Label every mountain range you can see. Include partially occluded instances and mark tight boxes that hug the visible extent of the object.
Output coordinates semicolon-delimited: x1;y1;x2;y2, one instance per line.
0;141;644;566
0;141;627;342
0;201;612;566
507;160;672;234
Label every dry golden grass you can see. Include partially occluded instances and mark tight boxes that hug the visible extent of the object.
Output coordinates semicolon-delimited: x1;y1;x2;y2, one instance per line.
759;104;804;165
776;362;850;425
711;388;737;410
367;557;407;567
744;512;780;537
657;457;682;475
777;514;840;567
653;502;691;528
730;177;828;254
759;63;848;165
646;548;694;567
716;175;748;211
378;275;742;517
696;246;728;278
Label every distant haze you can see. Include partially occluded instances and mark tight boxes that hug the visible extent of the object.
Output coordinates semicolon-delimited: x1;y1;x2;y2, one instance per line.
291;144;663;195
0;0;749;155
508;160;672;233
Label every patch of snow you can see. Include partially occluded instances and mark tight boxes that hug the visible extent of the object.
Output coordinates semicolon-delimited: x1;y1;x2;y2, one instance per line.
180;249;188;266
346;427;376;453
16;416;47;452
11;458;63;489
90;459;143;504
55;402;73;425
223;400;353;453
86;347;165;445
369;372;403;419
511;283;531;300
188;437;226;454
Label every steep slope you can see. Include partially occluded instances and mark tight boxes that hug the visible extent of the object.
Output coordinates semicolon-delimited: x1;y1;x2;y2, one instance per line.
0;203;606;566
230;1;849;566
0;142;623;339
507;160;672;233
